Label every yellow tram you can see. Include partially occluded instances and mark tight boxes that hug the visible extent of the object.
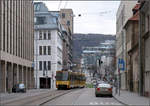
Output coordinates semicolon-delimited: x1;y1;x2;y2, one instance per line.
56;71;86;90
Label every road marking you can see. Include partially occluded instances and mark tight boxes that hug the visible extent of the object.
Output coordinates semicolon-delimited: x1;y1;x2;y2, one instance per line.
105;102;109;105
90;102;122;105
114;103;122;105
89;102;98;105
100;102;104;105
111;102;114;105
89;102;93;105
94;102;98;105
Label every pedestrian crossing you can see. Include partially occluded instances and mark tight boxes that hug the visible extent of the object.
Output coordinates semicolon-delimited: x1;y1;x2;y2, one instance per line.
89;101;122;105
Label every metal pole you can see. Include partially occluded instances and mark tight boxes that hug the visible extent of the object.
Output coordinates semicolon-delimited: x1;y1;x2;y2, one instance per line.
46;76;47;89
118;68;120;96
35;32;38;89
139;5;143;96
46;68;47;89
0;10;1;106
52;71;54;89
0;0;2;102
0;38;0;106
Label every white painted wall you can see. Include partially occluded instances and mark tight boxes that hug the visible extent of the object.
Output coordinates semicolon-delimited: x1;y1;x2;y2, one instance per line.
34;29;63;89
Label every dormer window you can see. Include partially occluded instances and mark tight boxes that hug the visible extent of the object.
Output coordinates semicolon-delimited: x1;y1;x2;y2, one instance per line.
34;4;40;11
35;16;46;25
62;13;65;18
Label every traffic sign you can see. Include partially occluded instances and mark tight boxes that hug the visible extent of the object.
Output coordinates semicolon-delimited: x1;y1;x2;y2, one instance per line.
32;62;34;68
118;58;125;71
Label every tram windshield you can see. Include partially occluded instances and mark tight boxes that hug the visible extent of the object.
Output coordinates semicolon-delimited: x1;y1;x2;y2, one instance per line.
56;72;69;81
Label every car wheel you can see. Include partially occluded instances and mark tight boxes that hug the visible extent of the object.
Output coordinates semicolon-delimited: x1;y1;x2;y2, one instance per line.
110;94;113;97
95;94;98;97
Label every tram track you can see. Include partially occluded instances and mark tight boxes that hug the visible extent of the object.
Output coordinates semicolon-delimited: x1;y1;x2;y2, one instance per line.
3;89;80;106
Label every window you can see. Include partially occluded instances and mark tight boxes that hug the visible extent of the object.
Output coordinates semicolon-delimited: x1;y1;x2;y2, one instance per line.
39;46;42;55
39;61;42;70
34;17;37;23
67;20;70;26
48;31;51;40
43;46;46;55
48;46;51;55
62;13;65;18
44;61;47;70
146;15;149;32
34;4;40;11
48;61;51;70
36;17;46;25
39;31;42;40
44;32;47;39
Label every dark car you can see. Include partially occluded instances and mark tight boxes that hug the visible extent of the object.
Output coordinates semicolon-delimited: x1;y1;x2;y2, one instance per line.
12;83;26;93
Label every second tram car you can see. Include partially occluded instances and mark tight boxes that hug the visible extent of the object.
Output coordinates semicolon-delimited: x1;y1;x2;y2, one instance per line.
56;71;86;90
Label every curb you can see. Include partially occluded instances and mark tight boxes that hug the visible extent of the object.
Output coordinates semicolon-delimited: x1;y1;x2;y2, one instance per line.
113;94;129;106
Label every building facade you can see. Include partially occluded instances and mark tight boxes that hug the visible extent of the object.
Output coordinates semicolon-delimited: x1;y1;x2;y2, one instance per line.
34;2;63;89
116;1;137;90
59;9;74;70
0;0;34;92
139;0;150;96
124;4;139;92
60;9;74;34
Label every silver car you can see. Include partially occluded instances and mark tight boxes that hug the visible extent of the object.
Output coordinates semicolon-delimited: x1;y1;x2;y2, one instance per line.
95;83;113;97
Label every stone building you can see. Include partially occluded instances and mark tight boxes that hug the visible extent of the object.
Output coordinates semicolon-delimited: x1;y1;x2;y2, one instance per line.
116;1;137;90
60;9;74;34
139;0;150;96
0;0;34;92
59;9;74;70
48;9;74;71
124;4;140;93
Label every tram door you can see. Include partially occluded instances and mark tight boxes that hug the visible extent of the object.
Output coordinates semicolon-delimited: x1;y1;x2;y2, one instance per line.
40;77;51;89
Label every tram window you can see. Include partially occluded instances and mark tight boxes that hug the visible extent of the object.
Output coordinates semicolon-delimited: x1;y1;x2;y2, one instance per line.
73;75;75;80
56;72;62;80
62;72;68;81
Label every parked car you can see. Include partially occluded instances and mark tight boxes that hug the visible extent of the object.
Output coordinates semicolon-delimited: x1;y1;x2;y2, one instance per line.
12;83;26;93
95;83;113;97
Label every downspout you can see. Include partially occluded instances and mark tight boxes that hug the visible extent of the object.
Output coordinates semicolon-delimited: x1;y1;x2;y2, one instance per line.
139;3;144;96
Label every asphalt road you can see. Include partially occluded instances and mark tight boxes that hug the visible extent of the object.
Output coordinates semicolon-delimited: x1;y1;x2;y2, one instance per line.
43;88;123;105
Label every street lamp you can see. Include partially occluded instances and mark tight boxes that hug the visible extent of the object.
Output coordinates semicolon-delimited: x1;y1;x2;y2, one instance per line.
51;62;57;89
43;66;48;89
35;27;39;89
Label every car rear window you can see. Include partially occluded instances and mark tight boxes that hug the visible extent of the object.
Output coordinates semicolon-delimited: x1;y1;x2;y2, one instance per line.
98;84;111;88
19;84;25;88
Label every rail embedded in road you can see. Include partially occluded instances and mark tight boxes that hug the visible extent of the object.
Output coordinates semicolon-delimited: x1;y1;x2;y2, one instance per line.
2;89;81;106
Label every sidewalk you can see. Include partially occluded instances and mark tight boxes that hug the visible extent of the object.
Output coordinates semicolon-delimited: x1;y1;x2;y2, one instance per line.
0;89;55;103
113;88;150;106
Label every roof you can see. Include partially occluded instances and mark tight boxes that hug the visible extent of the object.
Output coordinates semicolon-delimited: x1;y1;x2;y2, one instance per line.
132;3;140;11
126;3;140;21
128;11;139;21
124;4;140;28
34;24;58;30
34;2;49;12
128;3;140;21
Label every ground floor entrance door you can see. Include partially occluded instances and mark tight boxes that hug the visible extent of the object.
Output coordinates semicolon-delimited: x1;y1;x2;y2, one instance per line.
40;77;51;89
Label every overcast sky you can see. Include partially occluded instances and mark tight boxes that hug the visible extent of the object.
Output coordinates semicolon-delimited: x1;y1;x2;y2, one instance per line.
37;1;120;35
